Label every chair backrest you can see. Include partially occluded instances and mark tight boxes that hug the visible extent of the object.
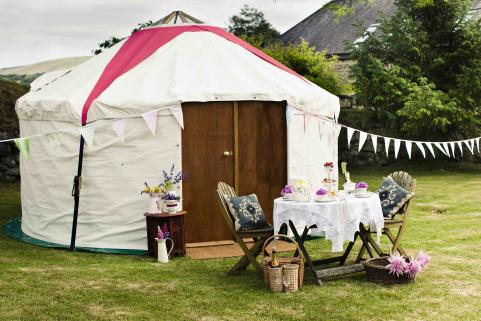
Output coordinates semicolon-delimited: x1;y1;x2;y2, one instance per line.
216;182;237;234
389;171;417;216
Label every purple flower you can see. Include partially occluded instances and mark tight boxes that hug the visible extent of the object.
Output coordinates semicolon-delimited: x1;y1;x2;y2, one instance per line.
162;193;181;201
316;188;328;196
157;226;164;239
161;223;170;239
405;260;421;279
281;185;294;195
386;254;407;277
416;251;431;268
355;182;368;189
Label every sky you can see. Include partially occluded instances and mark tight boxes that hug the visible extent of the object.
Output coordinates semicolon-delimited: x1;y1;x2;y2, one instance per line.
0;0;330;69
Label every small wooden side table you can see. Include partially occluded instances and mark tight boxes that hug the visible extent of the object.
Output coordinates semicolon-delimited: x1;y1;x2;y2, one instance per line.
144;211;186;258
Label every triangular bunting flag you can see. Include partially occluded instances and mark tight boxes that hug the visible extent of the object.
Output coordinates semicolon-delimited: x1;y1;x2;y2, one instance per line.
141;110;158;135
456;141;463;157
434;142;449;157
476;138;480;153
384;137;391;157
449;142;456;158
347;127;355;148
394;139;401;159
358;131;368;152
415;142;426;158
464;140;474;155
111;119;126;143
286;106;295;126
405;140;412;159
169;106;184;129
14;137;30;160
425;143;436;158
442;142;451;157
371;135;378;154
78;126;95;146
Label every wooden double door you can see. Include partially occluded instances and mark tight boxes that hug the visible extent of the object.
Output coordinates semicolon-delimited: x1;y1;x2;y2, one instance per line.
181;101;287;243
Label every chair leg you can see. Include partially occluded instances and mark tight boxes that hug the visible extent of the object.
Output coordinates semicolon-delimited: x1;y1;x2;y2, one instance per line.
355;244;366;264
384;228;407;257
229;237;266;277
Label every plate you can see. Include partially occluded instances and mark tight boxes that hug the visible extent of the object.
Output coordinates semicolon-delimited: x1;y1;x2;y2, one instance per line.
315;198;335;203
355;193;371;198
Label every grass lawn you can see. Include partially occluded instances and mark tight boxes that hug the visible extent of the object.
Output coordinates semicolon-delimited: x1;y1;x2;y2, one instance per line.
1;161;481;321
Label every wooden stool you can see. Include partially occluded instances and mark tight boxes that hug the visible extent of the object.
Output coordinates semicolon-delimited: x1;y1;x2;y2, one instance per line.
144;211;186;258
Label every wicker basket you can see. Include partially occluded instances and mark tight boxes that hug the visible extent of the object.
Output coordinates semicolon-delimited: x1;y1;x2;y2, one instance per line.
263;235;304;292
363;257;414;285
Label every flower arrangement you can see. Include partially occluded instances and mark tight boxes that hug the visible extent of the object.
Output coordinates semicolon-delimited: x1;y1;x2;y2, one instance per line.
323;161;334;170
141;182;165;195
355;182;368;189
162;164;186;191
162;193;181;201
387;251;431;279
156;224;170;240
281;185;294;196
316;188;328;196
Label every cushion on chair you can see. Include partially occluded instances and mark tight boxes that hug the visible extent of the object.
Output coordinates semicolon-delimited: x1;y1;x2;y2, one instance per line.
223;194;269;231
376;176;415;218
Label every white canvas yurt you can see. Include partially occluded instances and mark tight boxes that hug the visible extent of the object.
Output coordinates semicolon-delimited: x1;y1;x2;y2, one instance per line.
15;12;340;251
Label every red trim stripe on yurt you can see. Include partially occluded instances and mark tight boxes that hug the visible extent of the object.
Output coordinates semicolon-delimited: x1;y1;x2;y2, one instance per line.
81;25;305;125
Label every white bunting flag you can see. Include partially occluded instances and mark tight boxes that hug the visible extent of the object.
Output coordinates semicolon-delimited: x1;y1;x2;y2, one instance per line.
14;137;30;160
169;106;184;129
434;142;449;157
141;110;158;135
405;140;412;159
415;142;426;158
384;137;391;157
111;119;126;143
442;142;451;157
456;141;463;157
358;131;368;152
425;142;436;158
449;142;456;158
286;105;295;126
78;126;95;146
347;127;355;148
394;139;401;159
476;138;480;153
464;140;474;155
371;135;378;154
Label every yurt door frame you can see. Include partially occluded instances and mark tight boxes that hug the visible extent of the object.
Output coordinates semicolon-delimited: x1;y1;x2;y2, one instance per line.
181;101;287;243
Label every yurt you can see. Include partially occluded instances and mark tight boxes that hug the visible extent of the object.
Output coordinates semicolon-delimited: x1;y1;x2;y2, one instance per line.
15;12;340;251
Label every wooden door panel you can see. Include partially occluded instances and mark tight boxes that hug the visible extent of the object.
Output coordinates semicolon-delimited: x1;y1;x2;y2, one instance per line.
181;102;234;242
237;101;287;224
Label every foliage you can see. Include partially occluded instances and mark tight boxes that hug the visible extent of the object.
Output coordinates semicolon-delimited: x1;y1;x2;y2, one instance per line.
92;21;153;55
228;5;280;47
350;0;481;140
0;74;40;86
0;79;28;132
264;40;349;95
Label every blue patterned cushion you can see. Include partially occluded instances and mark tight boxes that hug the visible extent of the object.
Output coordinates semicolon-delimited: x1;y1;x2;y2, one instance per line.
223;194;269;231
376;177;415;218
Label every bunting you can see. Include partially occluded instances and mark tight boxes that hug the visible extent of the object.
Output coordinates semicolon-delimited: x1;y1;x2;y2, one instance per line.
358;131;368;152
141;110;158;135
14;137;30;160
111;119;126;143
78;126;95;146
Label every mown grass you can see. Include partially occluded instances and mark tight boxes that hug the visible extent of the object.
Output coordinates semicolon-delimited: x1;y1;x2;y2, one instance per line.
1;161;481;321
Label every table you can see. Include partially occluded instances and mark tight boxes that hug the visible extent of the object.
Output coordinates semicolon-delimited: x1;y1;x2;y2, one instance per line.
273;192;384;285
144;211;186;258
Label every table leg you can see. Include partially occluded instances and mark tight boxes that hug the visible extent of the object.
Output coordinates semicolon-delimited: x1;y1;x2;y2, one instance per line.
288;220;322;286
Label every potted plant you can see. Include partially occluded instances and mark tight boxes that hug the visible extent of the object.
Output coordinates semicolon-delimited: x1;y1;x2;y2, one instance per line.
315;188;329;202
363;251;430;284
281;185;294;200
162;193;181;213
155;224;174;263
355;181;368;195
141;182;165;213
161;164;186;194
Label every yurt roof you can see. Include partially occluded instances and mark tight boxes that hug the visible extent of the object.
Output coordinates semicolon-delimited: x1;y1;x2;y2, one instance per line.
16;18;340;125
151;10;204;26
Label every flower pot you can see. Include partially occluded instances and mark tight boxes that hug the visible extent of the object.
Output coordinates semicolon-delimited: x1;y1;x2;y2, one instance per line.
164;200;178;213
355;187;368;196
282;192;293;201
148;193;160;214
155;238;174;263
315;194;329;202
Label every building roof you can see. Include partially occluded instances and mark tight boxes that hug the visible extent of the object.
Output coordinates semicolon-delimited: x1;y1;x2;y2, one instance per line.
280;0;481;59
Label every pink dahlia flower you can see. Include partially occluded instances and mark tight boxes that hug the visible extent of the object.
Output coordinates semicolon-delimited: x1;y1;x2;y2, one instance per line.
405;260;421;279
416;251;431;268
386;254;407;277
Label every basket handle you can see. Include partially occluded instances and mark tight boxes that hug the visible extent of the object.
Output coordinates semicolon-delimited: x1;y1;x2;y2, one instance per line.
262;234;303;262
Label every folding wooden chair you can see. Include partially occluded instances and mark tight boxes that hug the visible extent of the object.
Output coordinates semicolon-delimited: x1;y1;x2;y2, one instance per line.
356;171;417;261
216;182;274;277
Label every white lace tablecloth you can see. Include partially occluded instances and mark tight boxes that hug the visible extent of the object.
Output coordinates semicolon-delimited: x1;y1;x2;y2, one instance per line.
273;192;384;252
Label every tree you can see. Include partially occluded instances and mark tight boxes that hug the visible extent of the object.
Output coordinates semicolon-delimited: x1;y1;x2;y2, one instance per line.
350;0;481;140
264;40;349;95
228;5;280;47
92;21;153;55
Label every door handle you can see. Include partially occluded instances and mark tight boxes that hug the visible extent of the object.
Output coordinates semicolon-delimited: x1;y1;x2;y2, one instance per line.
223;151;234;157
